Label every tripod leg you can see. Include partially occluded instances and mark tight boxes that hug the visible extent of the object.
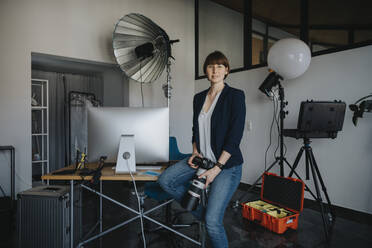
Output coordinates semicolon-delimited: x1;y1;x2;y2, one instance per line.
234;159;279;206
246;159;279;193
309;150;336;221
308;154;330;241
284;158;317;200
288;147;304;177
305;147;310;180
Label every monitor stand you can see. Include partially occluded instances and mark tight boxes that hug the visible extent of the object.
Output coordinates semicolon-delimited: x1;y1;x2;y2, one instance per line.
115;135;136;174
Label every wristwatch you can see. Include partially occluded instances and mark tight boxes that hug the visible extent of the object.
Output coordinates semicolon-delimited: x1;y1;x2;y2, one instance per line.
215;162;224;170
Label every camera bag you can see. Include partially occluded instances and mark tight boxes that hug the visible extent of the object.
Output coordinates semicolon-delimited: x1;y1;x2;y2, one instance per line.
242;172;305;234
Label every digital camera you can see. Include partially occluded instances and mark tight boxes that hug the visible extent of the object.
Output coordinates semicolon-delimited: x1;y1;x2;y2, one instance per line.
181;156;215;211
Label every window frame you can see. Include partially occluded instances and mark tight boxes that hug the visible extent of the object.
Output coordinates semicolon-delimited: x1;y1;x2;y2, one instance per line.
194;0;372;80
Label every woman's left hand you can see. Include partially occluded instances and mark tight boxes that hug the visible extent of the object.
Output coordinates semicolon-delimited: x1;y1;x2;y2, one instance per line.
198;166;222;188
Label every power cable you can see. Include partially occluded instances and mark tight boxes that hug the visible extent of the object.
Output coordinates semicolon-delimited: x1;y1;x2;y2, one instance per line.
264;91;277;170
0;185;6;197
272;91;288;159
140;61;144;108
125;159;146;248
272;91;280;158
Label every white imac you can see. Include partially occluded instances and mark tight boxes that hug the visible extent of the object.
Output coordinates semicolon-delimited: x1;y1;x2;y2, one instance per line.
87;107;169;173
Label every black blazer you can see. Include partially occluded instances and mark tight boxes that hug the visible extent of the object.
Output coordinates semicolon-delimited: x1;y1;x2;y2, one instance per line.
192;83;246;169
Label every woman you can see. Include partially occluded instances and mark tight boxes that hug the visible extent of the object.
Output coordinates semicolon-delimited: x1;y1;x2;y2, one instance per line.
158;51;246;248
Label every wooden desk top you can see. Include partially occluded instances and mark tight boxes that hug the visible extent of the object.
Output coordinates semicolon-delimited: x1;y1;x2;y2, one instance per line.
42;163;167;181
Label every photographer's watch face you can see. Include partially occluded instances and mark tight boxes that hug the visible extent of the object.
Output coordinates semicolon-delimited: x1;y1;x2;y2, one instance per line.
206;64;228;84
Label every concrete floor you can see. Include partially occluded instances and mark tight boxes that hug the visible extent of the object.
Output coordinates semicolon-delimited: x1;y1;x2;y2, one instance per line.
77;181;372;248
5;180;372;248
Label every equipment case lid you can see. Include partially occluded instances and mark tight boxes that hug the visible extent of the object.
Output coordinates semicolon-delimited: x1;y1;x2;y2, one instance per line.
261;172;305;213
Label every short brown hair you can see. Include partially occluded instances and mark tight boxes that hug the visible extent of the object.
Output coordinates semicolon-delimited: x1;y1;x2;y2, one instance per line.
203;51;230;78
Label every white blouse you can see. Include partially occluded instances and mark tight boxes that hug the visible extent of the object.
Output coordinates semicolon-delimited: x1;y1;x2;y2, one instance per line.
198;91;221;163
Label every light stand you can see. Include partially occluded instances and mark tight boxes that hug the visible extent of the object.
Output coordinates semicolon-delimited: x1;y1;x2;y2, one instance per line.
233;77;299;207
278;83;287;177
258;81;294;177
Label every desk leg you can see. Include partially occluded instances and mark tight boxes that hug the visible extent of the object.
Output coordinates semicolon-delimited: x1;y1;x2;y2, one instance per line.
11;148;15;201
100;180;103;248
70;180;74;248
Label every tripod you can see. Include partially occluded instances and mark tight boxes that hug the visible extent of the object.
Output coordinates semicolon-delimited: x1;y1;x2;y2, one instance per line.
289;137;335;241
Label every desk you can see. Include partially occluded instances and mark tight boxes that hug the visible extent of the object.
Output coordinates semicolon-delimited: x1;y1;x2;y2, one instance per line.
42;163;202;248
42;163;163;181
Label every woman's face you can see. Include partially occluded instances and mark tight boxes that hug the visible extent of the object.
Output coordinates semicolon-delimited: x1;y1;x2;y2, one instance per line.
206;64;228;84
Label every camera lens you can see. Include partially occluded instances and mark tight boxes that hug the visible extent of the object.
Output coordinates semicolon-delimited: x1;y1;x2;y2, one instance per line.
181;156;214;211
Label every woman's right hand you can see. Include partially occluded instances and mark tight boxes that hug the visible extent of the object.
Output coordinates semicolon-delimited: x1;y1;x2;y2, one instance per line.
188;153;201;169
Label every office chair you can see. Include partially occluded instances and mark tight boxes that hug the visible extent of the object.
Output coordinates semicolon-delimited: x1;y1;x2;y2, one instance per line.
169;136;191;161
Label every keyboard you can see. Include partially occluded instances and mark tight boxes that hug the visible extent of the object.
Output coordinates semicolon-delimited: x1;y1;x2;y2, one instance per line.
52;169;76;175
136;165;162;170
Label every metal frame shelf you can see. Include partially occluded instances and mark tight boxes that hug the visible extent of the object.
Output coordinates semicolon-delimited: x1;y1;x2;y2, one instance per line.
31;78;49;184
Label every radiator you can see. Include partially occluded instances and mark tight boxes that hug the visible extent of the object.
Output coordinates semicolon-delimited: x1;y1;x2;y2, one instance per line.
17;185;82;248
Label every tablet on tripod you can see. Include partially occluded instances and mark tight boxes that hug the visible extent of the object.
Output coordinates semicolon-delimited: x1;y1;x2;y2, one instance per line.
284;100;346;139
284;100;346;240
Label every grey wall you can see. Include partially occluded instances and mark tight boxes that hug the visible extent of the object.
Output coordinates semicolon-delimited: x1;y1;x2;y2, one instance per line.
196;45;372;214
103;68;129;107
0;0;194;194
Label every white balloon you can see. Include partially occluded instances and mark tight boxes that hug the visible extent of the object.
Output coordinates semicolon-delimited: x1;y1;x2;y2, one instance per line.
268;38;311;80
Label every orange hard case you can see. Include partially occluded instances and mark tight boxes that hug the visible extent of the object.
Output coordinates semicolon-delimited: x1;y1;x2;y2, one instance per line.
242;172;305;234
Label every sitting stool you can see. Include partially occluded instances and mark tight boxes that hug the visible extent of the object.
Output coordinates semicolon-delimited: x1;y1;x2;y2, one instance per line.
144;181;206;248
142;136;205;246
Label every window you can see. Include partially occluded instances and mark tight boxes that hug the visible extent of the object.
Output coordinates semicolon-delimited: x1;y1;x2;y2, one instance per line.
309;0;372;53
195;0;372;78
197;0;244;77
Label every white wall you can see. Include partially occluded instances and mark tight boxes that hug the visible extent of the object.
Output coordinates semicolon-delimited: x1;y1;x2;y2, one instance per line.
196;45;372;214
0;0;194;194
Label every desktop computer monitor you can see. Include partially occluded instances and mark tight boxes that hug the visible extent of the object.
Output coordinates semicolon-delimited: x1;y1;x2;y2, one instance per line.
87;107;169;168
